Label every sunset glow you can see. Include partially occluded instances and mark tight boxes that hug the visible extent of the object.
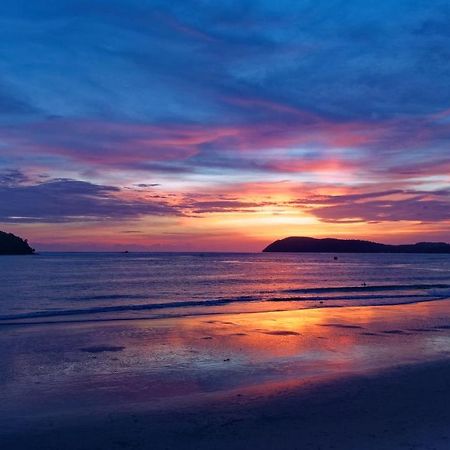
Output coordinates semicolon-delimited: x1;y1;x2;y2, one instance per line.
1;1;449;250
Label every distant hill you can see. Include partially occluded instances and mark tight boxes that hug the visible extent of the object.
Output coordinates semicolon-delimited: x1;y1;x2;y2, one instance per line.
0;231;35;255
263;237;450;254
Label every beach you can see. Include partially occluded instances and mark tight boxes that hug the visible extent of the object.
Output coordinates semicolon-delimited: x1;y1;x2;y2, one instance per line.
3;297;450;449
4;360;450;450
3;0;450;446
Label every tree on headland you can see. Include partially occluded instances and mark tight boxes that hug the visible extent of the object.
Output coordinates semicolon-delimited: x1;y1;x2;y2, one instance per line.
263;236;450;253
0;231;35;255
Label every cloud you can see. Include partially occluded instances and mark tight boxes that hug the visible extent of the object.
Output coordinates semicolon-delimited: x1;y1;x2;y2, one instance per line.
0;174;179;223
307;189;450;223
0;113;434;176
1;0;450;184
187;199;273;214
0;120;200;168
0;86;38;117
0;1;449;247
0;169;30;186
2;1;450;123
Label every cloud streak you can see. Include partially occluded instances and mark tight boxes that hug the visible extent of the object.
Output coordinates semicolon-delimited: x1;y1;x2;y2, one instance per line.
0;175;179;223
0;1;449;248
307;189;450;224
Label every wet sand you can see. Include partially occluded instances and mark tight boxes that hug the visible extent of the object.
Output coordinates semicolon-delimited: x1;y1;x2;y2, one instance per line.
3;299;450;449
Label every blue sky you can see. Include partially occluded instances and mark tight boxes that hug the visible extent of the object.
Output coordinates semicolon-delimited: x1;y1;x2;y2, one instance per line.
0;1;449;250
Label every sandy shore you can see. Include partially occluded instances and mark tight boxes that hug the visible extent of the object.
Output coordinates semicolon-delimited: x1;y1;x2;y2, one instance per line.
3;299;450;449
4;360;450;449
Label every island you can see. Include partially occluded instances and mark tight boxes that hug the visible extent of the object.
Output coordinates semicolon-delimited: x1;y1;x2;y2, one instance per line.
263;236;450;253
0;231;35;255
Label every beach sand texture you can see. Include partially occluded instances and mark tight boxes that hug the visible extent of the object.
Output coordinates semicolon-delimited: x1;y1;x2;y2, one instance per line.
3;298;450;449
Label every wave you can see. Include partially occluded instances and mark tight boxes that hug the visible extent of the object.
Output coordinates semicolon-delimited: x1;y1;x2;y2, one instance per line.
68;294;148;302
1;283;449;322
0;297;259;321
283;283;450;294
429;288;450;297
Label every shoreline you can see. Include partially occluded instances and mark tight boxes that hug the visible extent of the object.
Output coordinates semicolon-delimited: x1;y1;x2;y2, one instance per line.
1;292;449;327
3;298;450;448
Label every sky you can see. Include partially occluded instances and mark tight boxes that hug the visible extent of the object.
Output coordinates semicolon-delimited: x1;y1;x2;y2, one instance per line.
0;0;449;251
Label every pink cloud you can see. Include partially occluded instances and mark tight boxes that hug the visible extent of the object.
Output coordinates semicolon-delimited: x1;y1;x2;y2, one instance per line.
1;104;449;180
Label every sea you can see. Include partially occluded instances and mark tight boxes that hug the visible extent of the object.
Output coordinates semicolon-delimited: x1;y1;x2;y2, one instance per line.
1;252;450;324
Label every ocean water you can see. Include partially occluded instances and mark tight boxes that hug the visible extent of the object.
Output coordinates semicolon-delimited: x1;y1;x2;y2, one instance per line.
1;252;450;324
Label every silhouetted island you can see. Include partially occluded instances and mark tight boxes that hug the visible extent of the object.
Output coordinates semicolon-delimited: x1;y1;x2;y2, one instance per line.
0;231;35;255
263;237;450;253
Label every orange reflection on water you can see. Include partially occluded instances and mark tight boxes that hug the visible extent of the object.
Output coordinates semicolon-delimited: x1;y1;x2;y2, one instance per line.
125;299;450;401
4;299;450;419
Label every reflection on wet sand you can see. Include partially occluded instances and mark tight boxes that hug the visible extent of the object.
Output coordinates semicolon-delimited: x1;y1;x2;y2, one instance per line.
2;299;450;428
